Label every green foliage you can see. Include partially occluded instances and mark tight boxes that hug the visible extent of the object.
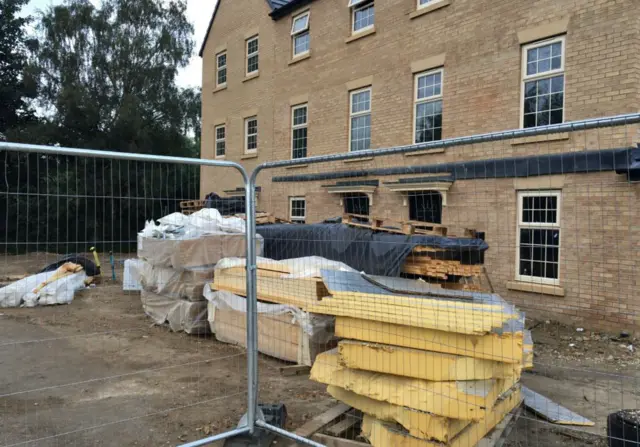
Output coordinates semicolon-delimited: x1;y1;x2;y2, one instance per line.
0;0;36;134
1;0;204;255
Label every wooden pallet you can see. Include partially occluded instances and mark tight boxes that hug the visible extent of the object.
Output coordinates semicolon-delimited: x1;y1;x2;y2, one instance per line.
231;212;291;224
342;214;447;236
179;199;206;215
292;402;523;447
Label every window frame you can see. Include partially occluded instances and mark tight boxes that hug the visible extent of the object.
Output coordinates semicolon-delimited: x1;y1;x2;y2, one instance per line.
413;68;444;144
291;12;311;57
291;103;308;159
289;197;306;223
244;116;258;154
348;87;372;152
246;35;259;76
515;190;562;286
520;36;566;129
214;124;226;158
417;0;444;9
351;0;374;34
216;51;227;87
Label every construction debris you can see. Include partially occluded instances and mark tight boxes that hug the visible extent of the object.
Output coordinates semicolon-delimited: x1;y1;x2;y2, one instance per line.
0;262;88;308
521;386;594;426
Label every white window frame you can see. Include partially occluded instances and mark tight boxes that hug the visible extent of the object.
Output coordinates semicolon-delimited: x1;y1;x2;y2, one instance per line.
246;35;259;76
350;0;374;34
291;103;308;159
291;12;310;57
216;51;227;87
244;116;258;153
348;87;372;152
289;197;306;222
515;190;562;286
417;0;444;9
520;36;566;128
413;68;443;144
214;124;226;158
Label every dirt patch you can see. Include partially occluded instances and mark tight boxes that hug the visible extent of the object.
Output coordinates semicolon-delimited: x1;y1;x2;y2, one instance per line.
1;254;638;446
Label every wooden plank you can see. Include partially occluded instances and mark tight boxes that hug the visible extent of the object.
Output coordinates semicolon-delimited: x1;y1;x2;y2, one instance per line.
325;415;360;437
312;433;369;447
279;365;310;377
292;403;351;438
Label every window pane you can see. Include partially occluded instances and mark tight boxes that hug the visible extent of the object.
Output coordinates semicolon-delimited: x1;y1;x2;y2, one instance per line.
247;54;259;73
217;67;226;85
415;100;442;143
523;75;563;128
522;196;558;224
217;53;226;67
408;192;442;223
417;72;442;100
247;38;258;55
343;193;369;215
294;32;310;55
216;127;225;139
351;90;370;113
292;14;309;33
292;128;307;159
293;106;307;126
526;41;561;76
350;114;371;151
216;141;225;157
353;3;374;32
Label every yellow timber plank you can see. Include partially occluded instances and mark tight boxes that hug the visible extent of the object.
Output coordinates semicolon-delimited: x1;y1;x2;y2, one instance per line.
307;304;502;335
327;385;470;443
310;350;514;420
338;341;520;381
335;317;524;364
361;388;522;447
327;291;508;312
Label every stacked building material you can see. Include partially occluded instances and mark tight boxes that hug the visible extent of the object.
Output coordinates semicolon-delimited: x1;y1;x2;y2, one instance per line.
208;256;345;365
132;231;260;334
307;270;532;447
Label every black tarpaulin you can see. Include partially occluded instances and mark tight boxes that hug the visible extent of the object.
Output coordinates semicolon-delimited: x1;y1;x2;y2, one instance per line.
256;223;488;277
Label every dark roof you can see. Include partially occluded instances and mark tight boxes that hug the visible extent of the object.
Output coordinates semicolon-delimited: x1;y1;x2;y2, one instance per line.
383;175;455;185
199;0;314;57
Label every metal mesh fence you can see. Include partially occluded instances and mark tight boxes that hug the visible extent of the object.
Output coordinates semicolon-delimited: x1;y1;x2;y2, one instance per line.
0;147;249;446
248;116;640;446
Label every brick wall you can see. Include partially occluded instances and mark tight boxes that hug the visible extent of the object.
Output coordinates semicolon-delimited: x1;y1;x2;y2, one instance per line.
200;0;640;329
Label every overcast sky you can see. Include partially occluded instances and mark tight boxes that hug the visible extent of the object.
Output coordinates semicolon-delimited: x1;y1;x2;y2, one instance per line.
22;0;218;89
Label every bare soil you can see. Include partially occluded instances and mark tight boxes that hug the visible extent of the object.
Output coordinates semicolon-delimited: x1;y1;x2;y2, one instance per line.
1;253;639;446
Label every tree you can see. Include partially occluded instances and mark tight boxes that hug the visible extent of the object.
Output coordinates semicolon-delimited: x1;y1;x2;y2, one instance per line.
1;0;203;254
0;0;36;134
29;0;199;154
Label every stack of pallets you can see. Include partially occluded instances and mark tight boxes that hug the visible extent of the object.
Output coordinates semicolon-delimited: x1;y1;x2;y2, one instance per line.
307;270;532;447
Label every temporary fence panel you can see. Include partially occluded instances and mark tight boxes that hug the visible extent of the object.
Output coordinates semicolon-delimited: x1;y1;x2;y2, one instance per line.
242;113;640;447
0;143;254;447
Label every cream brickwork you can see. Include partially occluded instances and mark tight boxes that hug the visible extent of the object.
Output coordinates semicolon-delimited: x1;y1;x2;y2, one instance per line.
200;0;640;329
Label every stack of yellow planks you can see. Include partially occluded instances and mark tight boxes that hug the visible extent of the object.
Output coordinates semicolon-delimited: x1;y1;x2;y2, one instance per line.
308;270;531;447
402;254;483;280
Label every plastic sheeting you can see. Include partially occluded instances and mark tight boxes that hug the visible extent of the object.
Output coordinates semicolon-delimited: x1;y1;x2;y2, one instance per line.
0;270;87;308
140;290;210;334
215;255;356;279
256;223;488;277
124;259;211;300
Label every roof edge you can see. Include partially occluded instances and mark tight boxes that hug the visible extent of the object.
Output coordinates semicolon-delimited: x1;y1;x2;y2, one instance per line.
198;0;221;57
269;0;315;19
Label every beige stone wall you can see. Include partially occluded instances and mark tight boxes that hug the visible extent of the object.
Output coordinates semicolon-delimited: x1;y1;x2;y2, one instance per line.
200;0;640;329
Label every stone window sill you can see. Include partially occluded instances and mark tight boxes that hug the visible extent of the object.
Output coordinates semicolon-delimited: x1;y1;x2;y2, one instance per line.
510;132;570;146
344;156;374;164
285;164;309;170
215;155;226;160
213;84;227;93
243;72;259;83
506;280;565;297
289;52;311;65
240;153;258;160
345;27;376;44
404;148;446;157
410;0;450;19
